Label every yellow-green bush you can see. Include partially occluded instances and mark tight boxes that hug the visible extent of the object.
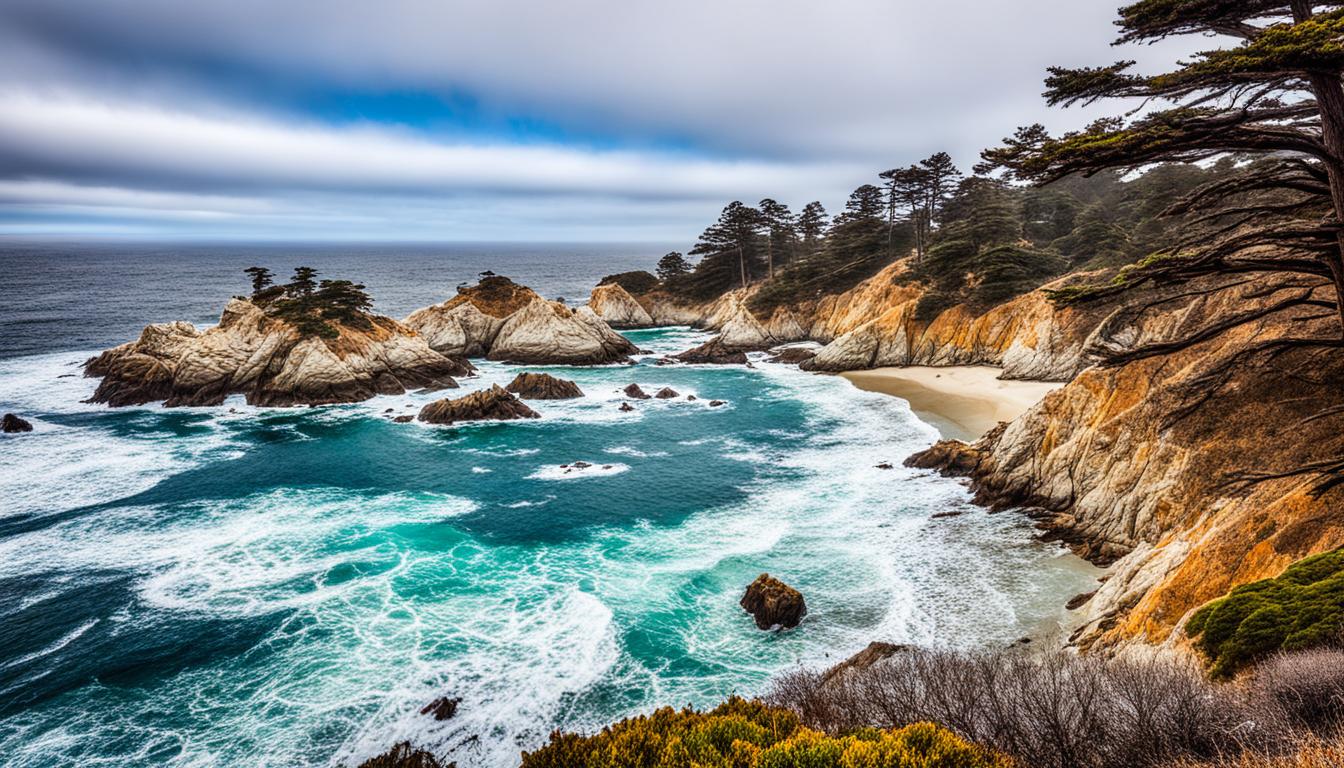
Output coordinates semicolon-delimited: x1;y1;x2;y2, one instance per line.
520;697;1008;768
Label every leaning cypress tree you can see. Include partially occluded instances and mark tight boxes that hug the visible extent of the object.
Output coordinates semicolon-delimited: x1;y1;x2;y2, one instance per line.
980;1;1344;348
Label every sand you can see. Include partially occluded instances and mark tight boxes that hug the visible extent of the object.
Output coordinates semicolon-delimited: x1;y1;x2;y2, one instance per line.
840;365;1063;442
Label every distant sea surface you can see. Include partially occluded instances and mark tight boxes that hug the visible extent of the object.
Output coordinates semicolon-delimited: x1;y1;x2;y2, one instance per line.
0;241;1098;767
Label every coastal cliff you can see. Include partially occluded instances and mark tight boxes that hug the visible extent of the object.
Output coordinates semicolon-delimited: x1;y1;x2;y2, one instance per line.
84;298;469;407
906;276;1344;654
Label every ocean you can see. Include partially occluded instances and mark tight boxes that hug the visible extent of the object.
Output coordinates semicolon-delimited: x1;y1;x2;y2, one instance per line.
0;241;1099;767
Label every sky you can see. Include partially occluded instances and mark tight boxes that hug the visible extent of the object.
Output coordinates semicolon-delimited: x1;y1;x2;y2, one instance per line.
0;1;1200;242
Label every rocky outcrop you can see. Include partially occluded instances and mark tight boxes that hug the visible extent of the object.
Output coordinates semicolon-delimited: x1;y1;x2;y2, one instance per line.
2;413;33;433
488;299;638;364
406;276;637;365
820;641;909;685
623;384;650;399
356;742;444;768
767;346;818;365
419;696;460;721
654;387;679;399
675;337;750;365
404;275;541;357
587;283;654;328
417;385;540;425
904;276;1344;655
505;372;584;399
740;573;807;630
84;300;469;408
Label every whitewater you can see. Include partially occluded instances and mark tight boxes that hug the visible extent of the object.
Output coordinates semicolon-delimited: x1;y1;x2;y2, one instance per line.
0;245;1098;767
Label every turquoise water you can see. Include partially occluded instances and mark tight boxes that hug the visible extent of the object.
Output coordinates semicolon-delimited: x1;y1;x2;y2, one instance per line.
0;327;1099;767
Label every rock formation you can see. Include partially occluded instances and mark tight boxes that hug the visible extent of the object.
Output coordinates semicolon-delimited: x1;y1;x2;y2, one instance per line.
405;276;638;365
905;276;1344;655
623;384;650;399
767;346;817;365
419;696;460;721
740;573;807;630
2;413;33;433
587;282;654;328
418;385;540;425
654;387;679;399
675;337;750;365
356;742;444;768
84;299;470;408
505;372;584;400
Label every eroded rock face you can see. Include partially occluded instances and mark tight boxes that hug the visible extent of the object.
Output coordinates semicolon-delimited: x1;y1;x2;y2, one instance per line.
820;641;909;685
417;385;540;425
505;372;584;399
2;413;33;433
587;283;654;328
654;387;679;399
404;276;542;356
623;384;650;399
767;346;817;365
904;276;1344;655
488;299;638;365
740;573;807;630
84;300;469;408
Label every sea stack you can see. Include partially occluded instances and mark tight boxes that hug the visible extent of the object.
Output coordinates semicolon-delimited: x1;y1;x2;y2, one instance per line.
505;372;584;400
2;413;34;433
740;574;807;630
417;385;540;425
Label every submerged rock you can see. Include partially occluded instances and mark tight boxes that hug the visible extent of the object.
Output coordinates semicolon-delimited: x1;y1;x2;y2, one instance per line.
505;372;584;400
83;299;470;408
618;402;635;412
740;573;807;630
653;387;679;399
708;400;726;407
2;413;33;433
418;385;540;425
392;415;414;423
419;696;461;721
623;384;650;399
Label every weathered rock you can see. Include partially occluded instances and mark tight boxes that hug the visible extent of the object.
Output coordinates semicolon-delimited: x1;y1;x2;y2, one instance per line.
392;415;414;423
505;372;584;400
654;387;679;399
618;402;635;412
403;275;541;356
488;299;638;365
624;384;650;399
875;462;893;470
2;413;33;433
587;282;654;328
84;299;470;408
419;696;460;721
418;385;540;425
686;395;697;401
675;337;750;365
708;400;726;407
740;573;807;630
1066;591;1097;610
767;346;818;365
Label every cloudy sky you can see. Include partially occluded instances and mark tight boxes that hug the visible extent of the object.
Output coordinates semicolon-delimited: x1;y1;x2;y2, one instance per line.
0;1;1195;242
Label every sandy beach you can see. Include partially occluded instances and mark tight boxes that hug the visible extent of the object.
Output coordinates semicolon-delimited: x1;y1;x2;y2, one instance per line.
841;365;1063;442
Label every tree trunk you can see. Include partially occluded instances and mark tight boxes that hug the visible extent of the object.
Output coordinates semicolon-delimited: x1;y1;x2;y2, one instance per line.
738;245;748;290
1293;0;1344;335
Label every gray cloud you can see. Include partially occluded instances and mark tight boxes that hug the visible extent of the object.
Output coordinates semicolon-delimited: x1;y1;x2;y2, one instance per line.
0;1;1203;239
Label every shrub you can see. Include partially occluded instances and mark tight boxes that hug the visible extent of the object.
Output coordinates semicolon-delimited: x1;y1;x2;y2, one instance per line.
355;741;448;768
1185;547;1344;678
1244;648;1344;732
598;270;660;295
767;648;1257;768
519;696;1007;768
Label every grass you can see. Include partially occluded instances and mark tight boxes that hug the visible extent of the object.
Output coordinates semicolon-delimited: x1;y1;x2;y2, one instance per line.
1186;547;1344;678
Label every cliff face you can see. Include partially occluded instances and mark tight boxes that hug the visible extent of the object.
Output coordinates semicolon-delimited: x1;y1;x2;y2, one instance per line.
907;277;1344;654
85;299;469;407
626;261;1111;380
405;277;636;364
587;283;654;328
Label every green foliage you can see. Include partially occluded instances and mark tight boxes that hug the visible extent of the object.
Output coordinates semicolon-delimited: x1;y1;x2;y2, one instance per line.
249;266;376;339
599;270;660;295
656;252;692;284
1187;547;1344;678
520;697;1008;768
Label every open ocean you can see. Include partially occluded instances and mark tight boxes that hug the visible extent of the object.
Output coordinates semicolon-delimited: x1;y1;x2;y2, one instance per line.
0;241;1099;767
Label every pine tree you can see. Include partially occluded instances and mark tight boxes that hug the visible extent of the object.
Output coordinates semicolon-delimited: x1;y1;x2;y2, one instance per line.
980;0;1344;339
758;198;797;279
656;251;691;283
797;202;829;257
244;266;273;296
689;201;765;291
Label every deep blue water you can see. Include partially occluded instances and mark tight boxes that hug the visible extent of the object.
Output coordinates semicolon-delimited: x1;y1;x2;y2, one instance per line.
0;242;1098;767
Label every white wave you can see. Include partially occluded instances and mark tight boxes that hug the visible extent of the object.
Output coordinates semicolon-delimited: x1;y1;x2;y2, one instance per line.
602;445;668;458
1;618;99;671
470;467;492;474
526;462;630;481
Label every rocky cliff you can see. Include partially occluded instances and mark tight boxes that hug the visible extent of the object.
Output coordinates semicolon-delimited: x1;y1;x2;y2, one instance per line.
85;299;470;407
407;276;637;364
906;276;1344;654
587;282;654;328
